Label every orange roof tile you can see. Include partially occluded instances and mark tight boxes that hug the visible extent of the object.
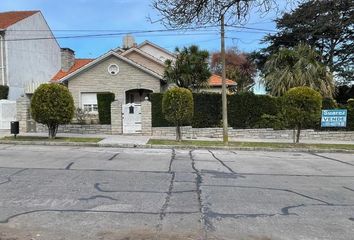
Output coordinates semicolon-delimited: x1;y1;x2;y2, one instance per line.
52;59;94;81
0;11;39;29
208;74;236;87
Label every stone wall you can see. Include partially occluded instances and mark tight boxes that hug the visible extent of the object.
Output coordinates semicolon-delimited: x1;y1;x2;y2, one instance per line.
37;124;112;135
152;127;354;141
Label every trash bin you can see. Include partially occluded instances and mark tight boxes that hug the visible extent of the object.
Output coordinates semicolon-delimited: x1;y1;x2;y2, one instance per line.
10;121;19;136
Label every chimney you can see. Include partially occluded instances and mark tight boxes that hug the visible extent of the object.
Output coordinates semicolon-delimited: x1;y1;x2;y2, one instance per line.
61;48;75;72
122;35;136;49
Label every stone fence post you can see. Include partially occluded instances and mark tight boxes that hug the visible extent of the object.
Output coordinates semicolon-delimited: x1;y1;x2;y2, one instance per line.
111;100;122;134
141;98;152;136
16;95;30;133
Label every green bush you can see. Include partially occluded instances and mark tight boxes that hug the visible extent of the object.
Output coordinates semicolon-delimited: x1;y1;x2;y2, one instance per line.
228;92;279;128
283;87;322;143
151;93;172;127
162;87;194;141
192;93;222;128
97;92;115;124
0;85;9;99
347;99;354;130
322;97;338;109
31;83;74;138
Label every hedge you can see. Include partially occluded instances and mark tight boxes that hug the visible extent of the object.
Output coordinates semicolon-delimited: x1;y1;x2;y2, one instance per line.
228;92;279;128
97;92;115;124
192;93;222;128
151;93;172;127
0;85;9;99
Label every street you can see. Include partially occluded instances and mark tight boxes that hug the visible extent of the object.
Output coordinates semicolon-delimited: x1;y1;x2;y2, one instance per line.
0;144;353;240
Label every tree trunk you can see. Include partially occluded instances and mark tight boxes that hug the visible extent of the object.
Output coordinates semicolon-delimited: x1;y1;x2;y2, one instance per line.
295;125;301;144
48;124;58;139
176;125;181;142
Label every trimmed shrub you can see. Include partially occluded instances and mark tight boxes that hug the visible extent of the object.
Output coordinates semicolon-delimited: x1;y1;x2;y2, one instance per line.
283;87;322;143
192;93;222;128
347;99;354;130
162;87;194;141
228;92;279;128
0;85;9;99
31;83;75;138
151;93;172;127
97;92;115;124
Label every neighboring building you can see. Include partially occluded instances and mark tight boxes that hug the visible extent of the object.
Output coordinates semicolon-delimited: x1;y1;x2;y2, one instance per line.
0;11;61;100
202;74;236;93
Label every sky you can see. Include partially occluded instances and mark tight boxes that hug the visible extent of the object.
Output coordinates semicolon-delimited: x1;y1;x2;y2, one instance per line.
0;0;299;93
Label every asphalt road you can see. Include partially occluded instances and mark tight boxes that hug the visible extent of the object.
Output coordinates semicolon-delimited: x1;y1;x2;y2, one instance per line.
0;144;353;240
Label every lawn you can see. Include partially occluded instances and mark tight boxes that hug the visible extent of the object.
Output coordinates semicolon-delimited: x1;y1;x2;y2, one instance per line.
148;139;354;151
2;136;102;143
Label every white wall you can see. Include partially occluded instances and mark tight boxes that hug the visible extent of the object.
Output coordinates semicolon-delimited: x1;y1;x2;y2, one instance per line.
139;44;175;62
5;12;61;100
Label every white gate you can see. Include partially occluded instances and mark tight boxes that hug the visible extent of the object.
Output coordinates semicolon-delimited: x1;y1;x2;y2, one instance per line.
0;100;16;129
122;103;142;134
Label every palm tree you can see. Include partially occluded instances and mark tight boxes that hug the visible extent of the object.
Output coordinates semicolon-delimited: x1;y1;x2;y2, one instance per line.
262;44;335;97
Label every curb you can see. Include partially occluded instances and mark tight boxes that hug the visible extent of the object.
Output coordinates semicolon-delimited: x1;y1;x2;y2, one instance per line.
1;140;354;153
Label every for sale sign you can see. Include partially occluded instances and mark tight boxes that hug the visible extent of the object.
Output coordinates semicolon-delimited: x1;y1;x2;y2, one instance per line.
321;109;347;127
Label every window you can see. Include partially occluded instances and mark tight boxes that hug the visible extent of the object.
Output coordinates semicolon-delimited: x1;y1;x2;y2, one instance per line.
108;64;119;75
81;93;98;113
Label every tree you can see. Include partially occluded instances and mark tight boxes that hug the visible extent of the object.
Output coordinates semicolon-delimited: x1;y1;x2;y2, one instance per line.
283;87;322;143
347;99;354;130
211;49;256;93
31;83;75;139
162;87;193;141
262;0;354;84
152;0;294;144
164;45;211;92
262;44;335;97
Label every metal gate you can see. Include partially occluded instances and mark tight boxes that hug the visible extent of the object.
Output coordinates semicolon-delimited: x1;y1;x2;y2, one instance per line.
0;100;16;129
122;103;142;134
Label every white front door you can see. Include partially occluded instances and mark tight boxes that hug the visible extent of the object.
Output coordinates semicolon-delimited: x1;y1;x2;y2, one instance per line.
122;103;142;134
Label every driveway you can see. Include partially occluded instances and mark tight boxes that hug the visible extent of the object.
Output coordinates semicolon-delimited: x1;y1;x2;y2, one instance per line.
0;145;353;240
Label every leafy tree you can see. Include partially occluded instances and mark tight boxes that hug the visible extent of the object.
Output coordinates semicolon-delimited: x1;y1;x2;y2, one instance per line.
31;83;75;139
162;87;193;141
211;49;256;93
262;0;354;83
322;97;338;110
335;85;354;105
262;44;335;97
164;45;211;92
152;0;294;144
282;87;322;143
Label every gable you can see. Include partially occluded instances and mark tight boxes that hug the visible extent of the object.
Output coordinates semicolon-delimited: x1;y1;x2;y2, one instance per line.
138;41;176;62
0;11;39;29
123;50;165;76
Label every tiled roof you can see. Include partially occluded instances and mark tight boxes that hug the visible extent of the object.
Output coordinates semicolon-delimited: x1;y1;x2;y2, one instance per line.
208;74;236;87
52;59;94;81
0;11;39;29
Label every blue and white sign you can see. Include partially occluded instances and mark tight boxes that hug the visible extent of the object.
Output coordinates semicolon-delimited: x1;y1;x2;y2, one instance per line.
321;109;347;127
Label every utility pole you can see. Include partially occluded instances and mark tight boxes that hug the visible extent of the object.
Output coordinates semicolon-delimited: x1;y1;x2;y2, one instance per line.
221;14;228;145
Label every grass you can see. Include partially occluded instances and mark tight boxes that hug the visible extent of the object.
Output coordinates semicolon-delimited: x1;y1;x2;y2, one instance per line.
1;136;102;143
148;139;354;150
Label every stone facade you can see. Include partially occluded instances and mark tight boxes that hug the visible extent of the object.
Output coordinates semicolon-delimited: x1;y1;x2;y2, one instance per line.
68;55;161;107
111;100;122;134
152;127;354;141
16;95;31;132
141;100;152;135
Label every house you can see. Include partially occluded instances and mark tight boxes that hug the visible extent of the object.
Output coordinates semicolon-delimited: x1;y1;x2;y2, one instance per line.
0;11;61;100
50;36;176;133
202;74;236;93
